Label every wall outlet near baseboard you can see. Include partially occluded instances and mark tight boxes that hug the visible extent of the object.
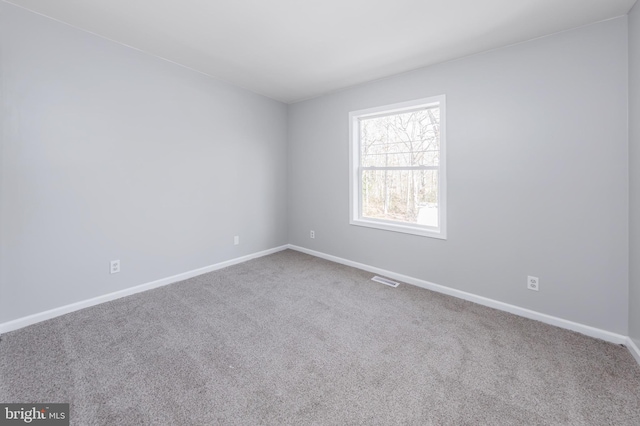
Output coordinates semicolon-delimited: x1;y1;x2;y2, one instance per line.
234;236;239;245
310;230;315;239
110;260;120;274
527;276;539;291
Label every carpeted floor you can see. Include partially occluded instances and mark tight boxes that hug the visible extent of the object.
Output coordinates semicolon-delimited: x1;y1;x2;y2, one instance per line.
1;249;639;425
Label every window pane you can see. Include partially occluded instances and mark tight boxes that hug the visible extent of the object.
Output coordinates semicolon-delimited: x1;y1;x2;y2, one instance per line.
360;108;440;168
361;169;438;227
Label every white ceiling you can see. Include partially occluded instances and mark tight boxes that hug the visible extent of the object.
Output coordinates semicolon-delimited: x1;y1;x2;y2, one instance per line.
6;0;637;103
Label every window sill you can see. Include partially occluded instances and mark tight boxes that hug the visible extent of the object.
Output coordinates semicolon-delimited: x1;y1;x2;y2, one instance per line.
350;218;447;240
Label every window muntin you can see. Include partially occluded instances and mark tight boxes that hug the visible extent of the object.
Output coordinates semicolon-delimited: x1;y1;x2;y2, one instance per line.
349;96;446;239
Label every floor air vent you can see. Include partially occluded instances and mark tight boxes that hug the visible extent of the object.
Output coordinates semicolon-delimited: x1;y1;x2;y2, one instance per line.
371;276;399;288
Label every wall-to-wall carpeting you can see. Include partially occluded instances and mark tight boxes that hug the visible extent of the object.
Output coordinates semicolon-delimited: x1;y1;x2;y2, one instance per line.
1;250;638;425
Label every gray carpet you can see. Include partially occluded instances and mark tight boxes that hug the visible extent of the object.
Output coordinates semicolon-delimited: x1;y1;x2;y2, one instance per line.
1;249;639;425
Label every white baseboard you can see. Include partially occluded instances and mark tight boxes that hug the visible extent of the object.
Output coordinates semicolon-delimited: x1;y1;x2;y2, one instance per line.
2;243;637;366
287;244;628;346
0;245;289;334
627;337;640;365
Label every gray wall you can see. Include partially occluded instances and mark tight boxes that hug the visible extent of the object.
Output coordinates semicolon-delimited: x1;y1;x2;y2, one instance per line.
0;3;288;323
630;2;640;346
288;18;629;334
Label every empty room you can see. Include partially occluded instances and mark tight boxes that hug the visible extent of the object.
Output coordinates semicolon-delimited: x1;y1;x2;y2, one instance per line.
2;0;640;424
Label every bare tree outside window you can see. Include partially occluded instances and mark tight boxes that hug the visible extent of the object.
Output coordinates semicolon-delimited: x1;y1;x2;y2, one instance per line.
359;107;440;227
350;96;446;238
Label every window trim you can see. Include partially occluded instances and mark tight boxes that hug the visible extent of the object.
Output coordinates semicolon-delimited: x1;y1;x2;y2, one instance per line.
349;95;447;239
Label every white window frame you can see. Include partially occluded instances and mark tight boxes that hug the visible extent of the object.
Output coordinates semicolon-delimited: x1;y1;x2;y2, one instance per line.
349;95;447;239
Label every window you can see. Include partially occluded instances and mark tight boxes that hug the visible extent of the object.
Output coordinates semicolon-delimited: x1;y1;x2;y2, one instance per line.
349;95;446;239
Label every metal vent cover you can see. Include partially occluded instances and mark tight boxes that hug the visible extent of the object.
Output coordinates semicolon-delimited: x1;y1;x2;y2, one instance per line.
371;276;399;288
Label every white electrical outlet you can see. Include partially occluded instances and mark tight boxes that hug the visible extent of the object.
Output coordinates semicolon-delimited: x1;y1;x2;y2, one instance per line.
310;230;315;239
110;260;120;274
527;276;539;291
234;236;239;245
